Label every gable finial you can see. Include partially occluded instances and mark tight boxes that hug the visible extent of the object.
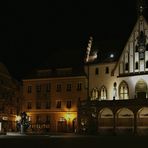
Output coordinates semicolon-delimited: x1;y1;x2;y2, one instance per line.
137;0;146;16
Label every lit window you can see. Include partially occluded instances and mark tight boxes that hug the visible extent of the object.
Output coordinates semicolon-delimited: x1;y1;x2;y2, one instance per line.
119;81;129;100
91;88;98;100
100;86;107;100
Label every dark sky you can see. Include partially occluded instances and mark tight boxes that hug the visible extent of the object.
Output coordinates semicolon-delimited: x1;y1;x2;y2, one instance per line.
0;0;148;80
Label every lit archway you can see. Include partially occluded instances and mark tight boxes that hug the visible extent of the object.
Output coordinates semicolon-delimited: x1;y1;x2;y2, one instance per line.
100;86;107;100
98;108;113;133
135;79;147;99
137;107;148;135
116;108;134;134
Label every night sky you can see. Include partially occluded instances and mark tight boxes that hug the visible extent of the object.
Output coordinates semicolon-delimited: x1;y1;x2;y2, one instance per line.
0;0;148;80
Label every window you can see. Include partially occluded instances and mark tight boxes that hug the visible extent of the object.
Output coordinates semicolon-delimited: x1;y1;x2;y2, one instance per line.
66;84;71;91
119;81;129;100
36;115;41;123
125;63;129;71
77;83;82;91
146;61;148;68
91;88;98;100
36;85;41;92
66;100;71;108
135;62;139;69
27;102;32;109
95;68;99;75
56;100;61;108
36;102;41;109
105;67;109;74
100;86;107;100
28;86;32;93
56;84;61;92
46;101;51;109
46;115;50;123
46;83;51;92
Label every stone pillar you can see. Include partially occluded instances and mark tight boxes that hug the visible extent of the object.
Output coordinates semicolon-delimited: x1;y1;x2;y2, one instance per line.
113;112;116;135
134;112;137;135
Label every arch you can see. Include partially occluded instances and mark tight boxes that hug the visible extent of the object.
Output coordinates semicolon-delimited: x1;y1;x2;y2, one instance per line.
100;85;107;100
137;107;148;135
91;87;99;100
135;79;147;99
98;108;113;127
118;81;129;100
57;117;67;132
116;108;134;134
98;108;113;133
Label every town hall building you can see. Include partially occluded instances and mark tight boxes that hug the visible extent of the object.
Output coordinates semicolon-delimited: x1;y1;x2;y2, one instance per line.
78;0;148;135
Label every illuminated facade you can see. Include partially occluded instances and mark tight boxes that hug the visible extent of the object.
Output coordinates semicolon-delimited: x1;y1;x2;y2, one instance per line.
22;67;87;133
78;1;148;135
0;62;21;133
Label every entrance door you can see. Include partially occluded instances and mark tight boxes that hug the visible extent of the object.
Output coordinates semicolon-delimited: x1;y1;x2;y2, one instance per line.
57;118;67;132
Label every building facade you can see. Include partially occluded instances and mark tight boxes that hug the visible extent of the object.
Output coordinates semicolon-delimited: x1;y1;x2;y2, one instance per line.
22;67;87;133
78;2;148;135
0;62;21;133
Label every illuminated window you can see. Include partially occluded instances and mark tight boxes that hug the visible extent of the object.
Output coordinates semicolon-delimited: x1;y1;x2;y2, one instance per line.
119;81;129;100
28;86;32;93
66;84;71;91
100;86;107;100
91;88;98;100
56;100;61;108
66;100;71;108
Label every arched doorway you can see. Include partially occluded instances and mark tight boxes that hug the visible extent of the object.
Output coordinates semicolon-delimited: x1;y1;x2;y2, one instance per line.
57;117;67;132
116;108;134;134
137;107;148;135
135;79;147;99
98;108;113;134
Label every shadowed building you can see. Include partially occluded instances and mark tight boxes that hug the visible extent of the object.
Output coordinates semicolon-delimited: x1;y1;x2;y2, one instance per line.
0;62;21;133
22;67;87;133
78;0;148;135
